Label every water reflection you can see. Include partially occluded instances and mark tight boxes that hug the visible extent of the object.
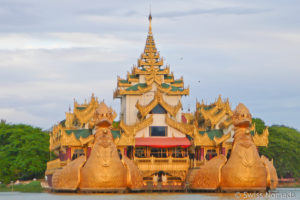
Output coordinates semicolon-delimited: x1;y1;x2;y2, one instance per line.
0;188;298;200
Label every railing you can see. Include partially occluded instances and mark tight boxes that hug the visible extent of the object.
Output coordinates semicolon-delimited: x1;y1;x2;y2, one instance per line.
134;156;190;171
143;181;185;191
46;159;69;170
191;160;205;168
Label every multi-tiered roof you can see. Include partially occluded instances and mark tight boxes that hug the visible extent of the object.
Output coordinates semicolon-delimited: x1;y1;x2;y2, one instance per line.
114;14;189;98
46;14;271;184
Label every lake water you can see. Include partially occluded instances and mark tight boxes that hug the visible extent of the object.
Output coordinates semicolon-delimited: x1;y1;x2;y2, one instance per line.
0;188;298;200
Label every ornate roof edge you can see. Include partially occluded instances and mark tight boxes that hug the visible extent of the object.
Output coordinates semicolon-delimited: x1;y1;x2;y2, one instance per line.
157;83;189;96
214;132;231;145
136;91;181;118
193;131;216;146
114;84;153;97
165;115;194;136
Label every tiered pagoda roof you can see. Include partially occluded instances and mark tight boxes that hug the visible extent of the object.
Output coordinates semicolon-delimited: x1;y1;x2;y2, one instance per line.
195;95;233;130
114;14;189;98
49;95;122;152
184;95;269;147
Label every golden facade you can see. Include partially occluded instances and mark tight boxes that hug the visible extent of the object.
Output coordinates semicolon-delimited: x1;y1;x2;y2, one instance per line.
46;13;276;192
188;104;277;191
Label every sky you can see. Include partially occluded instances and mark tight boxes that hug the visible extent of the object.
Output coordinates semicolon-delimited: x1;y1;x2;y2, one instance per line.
0;0;299;130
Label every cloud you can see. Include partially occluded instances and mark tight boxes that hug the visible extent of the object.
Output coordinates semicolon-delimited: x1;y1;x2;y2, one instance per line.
155;7;269;18
0;0;299;130
76;8;138;17
0;78;118;129
0;32;140;50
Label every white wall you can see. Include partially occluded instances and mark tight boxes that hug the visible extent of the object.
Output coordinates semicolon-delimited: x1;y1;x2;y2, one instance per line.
120;96;126;122
125;95;139;125
139;75;146;83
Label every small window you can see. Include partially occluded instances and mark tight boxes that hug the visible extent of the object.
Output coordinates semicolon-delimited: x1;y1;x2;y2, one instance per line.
172;147;187;158
150;104;167;114
150;148;167;158
150;126;167;137
135;147;146;158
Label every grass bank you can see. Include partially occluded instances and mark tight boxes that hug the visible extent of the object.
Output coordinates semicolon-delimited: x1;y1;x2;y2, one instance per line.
0;181;43;192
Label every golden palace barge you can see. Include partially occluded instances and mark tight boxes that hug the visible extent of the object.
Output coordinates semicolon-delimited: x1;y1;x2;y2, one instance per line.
45;13;277;193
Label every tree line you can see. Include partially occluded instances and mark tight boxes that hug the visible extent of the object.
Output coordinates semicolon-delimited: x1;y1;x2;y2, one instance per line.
253;118;300;179
0;121;49;184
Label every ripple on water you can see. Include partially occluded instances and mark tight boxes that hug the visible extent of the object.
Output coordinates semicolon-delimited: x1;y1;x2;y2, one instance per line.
0;188;299;200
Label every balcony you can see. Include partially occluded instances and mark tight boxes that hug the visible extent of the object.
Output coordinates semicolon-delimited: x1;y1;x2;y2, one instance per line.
134;156;190;172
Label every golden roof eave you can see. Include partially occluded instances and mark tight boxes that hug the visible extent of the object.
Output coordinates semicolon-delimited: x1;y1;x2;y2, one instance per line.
117;116;154;146
79;134;94;146
115;84;153;96
141;52;160;59
214;132;231;145
120;115;154;135
193;131;216;146
157;84;189;96
127;73;139;82
61;130;81;147
133;66;170;75
138;58;163;68
164;73;174;83
171;82;184;88
136;91;182;118
118;80;132;87
165;115;195;136
117;133;135;146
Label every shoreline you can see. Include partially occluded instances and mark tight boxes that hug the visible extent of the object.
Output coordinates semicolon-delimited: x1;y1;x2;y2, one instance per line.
1;180;300;193
278;182;300;188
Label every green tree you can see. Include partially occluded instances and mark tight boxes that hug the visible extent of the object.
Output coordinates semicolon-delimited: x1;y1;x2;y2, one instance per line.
252;118;266;134
258;125;300;178
0;122;49;183
252;118;300;178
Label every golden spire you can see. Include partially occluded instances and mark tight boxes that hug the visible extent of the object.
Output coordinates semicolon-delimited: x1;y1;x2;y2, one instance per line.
148;10;152;35
135;12;164;70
